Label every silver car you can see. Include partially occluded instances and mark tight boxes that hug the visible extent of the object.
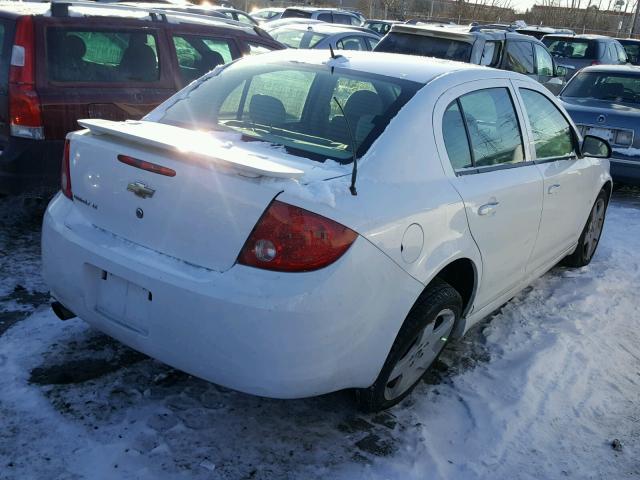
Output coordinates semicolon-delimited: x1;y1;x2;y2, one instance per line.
269;23;380;51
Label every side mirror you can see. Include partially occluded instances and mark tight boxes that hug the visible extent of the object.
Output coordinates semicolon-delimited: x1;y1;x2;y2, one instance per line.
555;65;568;77
582;135;611;159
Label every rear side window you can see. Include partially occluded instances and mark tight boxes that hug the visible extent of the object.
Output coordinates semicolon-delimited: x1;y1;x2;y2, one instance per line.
317;13;333;22
455;88;524;168
172;35;233;85
614;42;628;63
375;33;472;62
46;29;159;83
519;89;574;159
505;41;534;74
480;41;501;66
443;101;472;170
271;29;327;49
336;36;367;51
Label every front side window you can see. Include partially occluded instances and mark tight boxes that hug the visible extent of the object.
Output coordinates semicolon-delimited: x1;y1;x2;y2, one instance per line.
317;13;333;22
333;14;353;25
520;89;574;159
505;41;534;74
480;41;501;66
47;29;159;83
534;44;554;76
156;62;421;163
245;42;273;55
621;42;640;63
172;35;233;84
457;88;524;167
615;43;628;63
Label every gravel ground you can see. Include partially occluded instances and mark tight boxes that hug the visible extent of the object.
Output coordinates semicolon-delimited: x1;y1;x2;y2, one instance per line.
0;187;639;480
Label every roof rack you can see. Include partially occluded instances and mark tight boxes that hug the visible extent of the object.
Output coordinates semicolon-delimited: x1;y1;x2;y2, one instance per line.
47;1;254;29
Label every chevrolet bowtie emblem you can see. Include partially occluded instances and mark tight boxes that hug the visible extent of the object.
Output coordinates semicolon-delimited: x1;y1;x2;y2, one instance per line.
127;181;155;199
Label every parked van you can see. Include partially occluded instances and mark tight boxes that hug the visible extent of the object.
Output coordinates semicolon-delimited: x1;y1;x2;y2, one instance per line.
0;2;282;195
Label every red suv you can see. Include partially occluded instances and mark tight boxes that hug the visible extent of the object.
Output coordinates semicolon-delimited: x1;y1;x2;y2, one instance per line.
0;2;282;195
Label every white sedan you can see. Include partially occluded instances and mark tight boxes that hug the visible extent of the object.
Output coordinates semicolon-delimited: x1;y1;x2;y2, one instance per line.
42;50;612;411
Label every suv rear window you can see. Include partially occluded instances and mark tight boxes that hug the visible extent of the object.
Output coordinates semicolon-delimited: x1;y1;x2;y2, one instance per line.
375;32;472;62
156;62;421;163
542;38;597;59
46;29;159;83
281;9;312;19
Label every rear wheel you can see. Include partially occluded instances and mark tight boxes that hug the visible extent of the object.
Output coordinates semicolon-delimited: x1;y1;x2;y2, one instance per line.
356;279;462;412
563;189;608;268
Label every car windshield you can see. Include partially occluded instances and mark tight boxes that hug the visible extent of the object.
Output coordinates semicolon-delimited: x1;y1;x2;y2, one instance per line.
562;71;640;103
156;62;422;163
375;32;472;62
543;38;596;59
270;28;328;49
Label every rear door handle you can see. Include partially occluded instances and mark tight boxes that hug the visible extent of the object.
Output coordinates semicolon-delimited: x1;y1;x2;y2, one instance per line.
548;184;561;194
478;201;499;216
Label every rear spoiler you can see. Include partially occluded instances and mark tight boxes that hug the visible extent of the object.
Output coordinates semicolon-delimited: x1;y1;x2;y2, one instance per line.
77;119;304;180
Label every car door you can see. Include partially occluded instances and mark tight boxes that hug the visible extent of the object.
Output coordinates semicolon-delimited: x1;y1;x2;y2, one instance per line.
512;80;592;273
434;80;544;310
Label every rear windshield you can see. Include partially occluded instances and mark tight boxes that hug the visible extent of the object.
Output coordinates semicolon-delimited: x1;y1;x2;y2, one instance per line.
620;42;640;62
281;9;312;19
375;32;472;62
156;62;421;163
562;71;640;103
542;38;597;59
270;28;328;49
46;29;159;83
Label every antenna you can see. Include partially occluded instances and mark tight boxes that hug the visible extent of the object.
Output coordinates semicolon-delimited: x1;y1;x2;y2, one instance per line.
329;44;337;59
332;96;358;196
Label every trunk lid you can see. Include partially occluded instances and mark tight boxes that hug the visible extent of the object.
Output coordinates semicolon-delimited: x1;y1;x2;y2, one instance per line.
68;120;342;272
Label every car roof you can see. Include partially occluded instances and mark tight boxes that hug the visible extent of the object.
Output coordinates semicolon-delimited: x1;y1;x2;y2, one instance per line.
389;24;544;44
0;1;256;32
241;49;520;84
543;34;611;41
579;64;640;74
283;6;357;14
273;23;374;35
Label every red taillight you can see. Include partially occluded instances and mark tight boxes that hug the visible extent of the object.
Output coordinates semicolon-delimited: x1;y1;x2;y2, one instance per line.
238;200;357;272
61;139;72;199
591;60;601;66
118;154;176;177
9;16;43;140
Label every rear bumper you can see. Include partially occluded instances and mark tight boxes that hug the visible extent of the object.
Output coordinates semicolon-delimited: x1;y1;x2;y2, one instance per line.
42;194;423;399
0;137;64;195
610;157;640;186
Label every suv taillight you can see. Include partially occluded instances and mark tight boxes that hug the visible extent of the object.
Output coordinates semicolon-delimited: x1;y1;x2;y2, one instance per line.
9;16;43;140
61;139;72;199
238;200;357;272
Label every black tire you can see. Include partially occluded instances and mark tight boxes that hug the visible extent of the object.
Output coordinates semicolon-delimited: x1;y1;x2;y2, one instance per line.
563;189;608;268
355;278;462;412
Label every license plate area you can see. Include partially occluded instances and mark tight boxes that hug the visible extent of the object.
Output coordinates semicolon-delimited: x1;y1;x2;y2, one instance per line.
88;266;152;335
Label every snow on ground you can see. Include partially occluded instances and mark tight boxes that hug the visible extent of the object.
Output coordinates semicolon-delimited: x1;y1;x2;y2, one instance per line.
0;189;639;480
